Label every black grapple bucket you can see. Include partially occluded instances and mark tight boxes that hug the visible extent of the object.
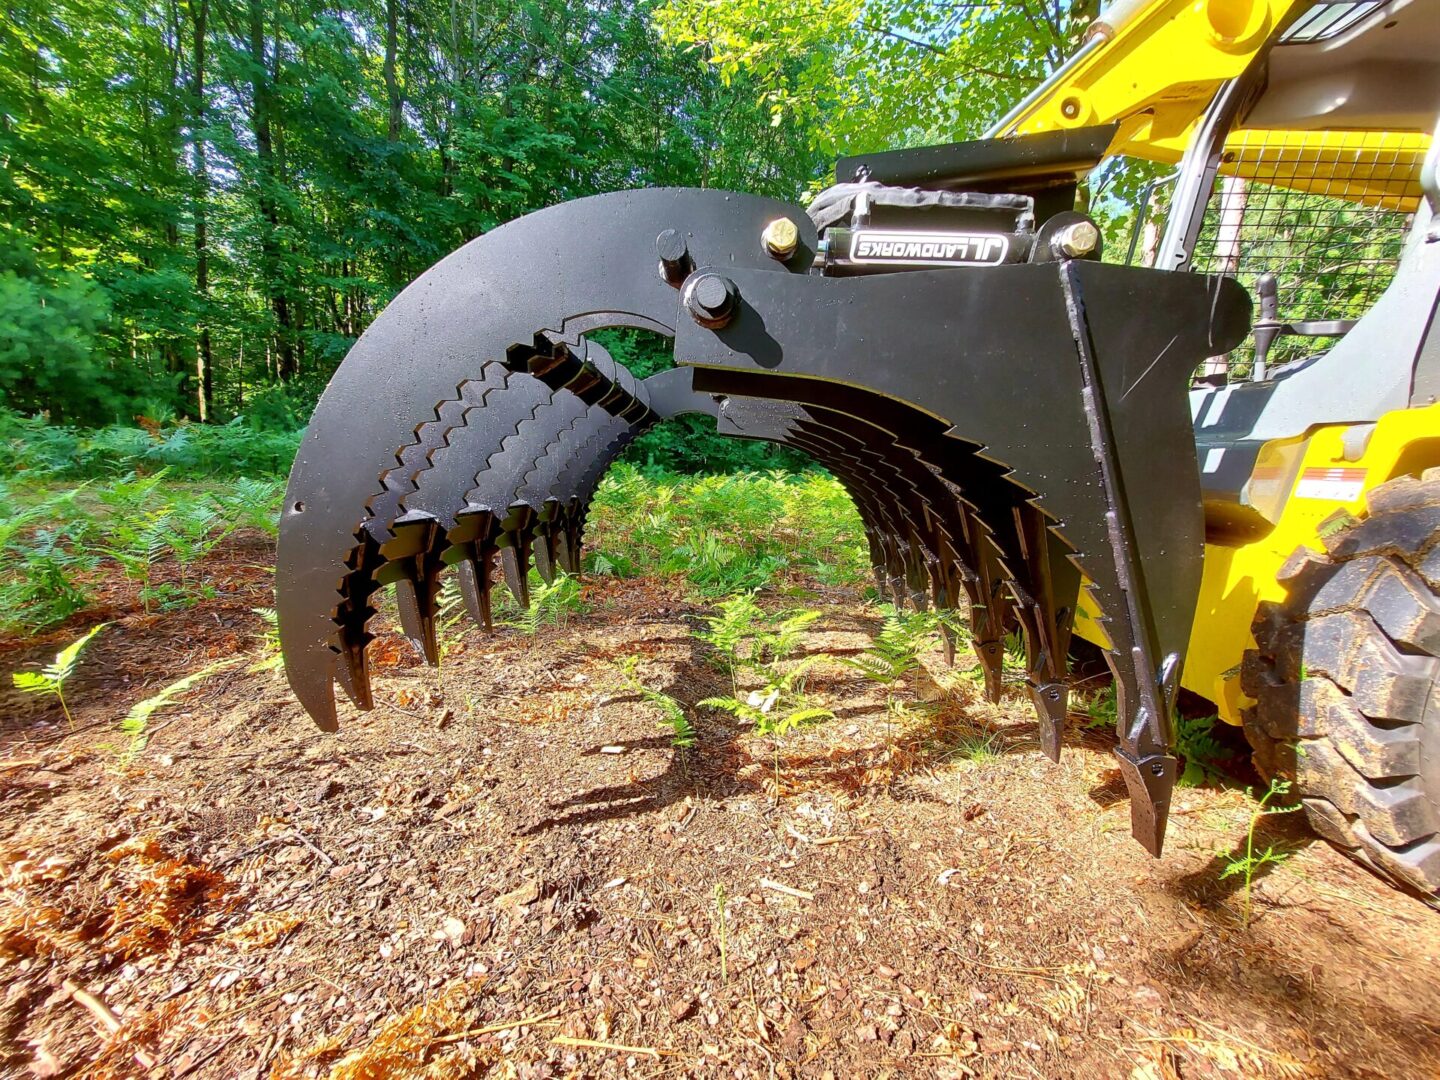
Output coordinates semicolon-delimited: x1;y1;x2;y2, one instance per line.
276;140;1249;859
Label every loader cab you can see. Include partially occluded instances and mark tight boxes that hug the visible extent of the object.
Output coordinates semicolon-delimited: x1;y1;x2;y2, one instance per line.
1133;0;1440;541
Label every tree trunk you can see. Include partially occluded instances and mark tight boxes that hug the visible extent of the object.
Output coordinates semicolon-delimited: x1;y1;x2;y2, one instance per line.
247;0;296;380
189;0;214;420
1202;176;1247;379
384;0;403;140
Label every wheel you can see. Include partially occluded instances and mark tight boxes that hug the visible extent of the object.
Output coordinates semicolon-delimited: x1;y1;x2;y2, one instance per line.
1241;468;1440;896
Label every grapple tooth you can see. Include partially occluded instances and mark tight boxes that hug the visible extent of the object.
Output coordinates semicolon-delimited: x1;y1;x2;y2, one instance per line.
554;504;583;574
454;544;496;632
1030;679;1068;762
532;520;558;584
333;634;374;711
1115;745;1179;858
1009;502;1081;760
500;540;531;607
939;619;957;666
393;567;439;665
974;637;1005;702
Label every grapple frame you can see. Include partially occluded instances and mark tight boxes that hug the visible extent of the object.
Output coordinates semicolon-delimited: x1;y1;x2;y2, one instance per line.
276;131;1250;858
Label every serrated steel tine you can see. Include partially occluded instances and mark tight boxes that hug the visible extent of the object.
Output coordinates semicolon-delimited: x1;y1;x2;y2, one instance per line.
555;502;583;574
532;521;557;584
500;540;531;607
454;543;495;632
393;565;439;665
333;633;374;711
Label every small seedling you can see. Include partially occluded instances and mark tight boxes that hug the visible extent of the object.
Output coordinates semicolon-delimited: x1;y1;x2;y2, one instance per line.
249;607;283;672
435;579;468;661
11;623;107;729
1218;776;1302;927
618;655;696;749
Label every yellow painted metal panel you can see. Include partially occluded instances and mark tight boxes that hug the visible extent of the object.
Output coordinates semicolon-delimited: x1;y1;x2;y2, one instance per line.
1075;403;1440;723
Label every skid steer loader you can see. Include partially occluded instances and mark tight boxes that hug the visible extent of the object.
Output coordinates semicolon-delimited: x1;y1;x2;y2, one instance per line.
275;0;1440;895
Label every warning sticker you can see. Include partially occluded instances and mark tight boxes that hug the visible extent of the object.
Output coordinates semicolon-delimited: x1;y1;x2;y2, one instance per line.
1294;466;1366;503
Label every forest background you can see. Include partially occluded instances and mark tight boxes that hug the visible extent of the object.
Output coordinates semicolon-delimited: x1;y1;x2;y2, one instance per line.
0;0;1099;470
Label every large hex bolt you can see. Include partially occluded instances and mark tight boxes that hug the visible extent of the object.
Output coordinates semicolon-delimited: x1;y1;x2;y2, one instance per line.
656;228;693;285
1051;220;1100;259
683;273;739;329
761;217;799;260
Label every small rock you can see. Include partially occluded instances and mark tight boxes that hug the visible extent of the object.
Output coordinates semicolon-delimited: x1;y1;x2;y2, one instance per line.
599;745;626;755
442;917;466;948
496;879;540;912
781;1017;806;1051
1131;984;1164;1011
855;1024;878;1043
669;995;697;1022
875;963;899;980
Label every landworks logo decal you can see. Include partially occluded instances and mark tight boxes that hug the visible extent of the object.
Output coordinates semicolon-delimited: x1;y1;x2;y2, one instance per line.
850;229;1009;267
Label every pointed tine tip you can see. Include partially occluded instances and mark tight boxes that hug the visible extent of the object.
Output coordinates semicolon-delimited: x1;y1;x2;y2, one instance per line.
394;575;440;666
481;545;497;630
501;543;530;608
976;640;1003;703
289;653;341;732
533;531;557;584
334;649;373;713
1031;682;1067;763
457;555;487;626
1115;747;1177;858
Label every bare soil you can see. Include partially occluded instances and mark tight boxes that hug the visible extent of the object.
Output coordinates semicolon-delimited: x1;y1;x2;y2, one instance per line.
1;532;1438;1079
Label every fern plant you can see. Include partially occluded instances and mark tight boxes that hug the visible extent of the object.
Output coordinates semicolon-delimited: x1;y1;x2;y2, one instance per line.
1080;683;1118;731
695;593;821;679
12;623;107;728
846;605;938;685
210;478;284;536
695;592;768;675
249;607;283;672
699;653;833;737
100;508;173;612
114;660;232;764
1175;714;1232;787
618;656;696;749
500;572;585;635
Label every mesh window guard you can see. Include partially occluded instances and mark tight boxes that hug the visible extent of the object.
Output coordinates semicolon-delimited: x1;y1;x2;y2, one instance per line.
1121;131;1419;379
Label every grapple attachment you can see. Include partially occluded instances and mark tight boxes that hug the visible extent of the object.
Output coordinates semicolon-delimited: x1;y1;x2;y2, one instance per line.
276;131;1249;858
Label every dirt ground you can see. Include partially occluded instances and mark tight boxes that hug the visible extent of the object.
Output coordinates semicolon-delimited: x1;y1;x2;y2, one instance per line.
2;531;1439;1079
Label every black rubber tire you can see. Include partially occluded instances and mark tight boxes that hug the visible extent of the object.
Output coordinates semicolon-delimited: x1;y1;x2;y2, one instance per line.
1241;468;1440;896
